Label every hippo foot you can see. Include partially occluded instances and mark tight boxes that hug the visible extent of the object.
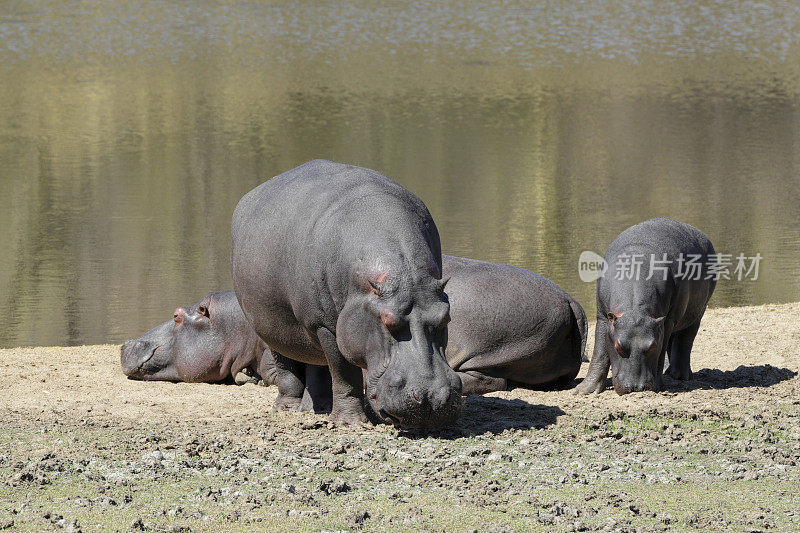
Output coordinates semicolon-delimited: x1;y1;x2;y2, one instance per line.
457;371;507;396
572;377;606;395
665;365;692;381
329;406;370;427
234;371;260;386
271;394;304;412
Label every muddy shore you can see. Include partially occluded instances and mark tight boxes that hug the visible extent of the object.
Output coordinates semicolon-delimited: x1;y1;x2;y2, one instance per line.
1;302;799;531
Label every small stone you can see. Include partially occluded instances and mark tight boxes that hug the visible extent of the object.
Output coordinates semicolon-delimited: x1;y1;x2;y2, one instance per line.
318;478;351;495
234;370;259;385
142;450;163;463
346;509;370;525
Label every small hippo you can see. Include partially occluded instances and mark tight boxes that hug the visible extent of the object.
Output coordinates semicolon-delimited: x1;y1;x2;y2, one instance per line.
575;218;716;395
120;290;332;412
121;256;587;403
231;160;462;428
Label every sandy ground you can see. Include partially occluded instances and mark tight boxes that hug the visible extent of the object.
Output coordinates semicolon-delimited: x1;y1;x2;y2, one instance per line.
1;302;799;531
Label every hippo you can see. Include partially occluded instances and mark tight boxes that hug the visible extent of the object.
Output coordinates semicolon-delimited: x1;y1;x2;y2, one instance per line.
442;255;586;393
231;159;462;428
575;218;716;395
120;290;332;412
120;256;586;404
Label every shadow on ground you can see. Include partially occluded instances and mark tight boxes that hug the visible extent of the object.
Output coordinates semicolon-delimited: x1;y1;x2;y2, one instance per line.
399;396;566;439
663;364;797;392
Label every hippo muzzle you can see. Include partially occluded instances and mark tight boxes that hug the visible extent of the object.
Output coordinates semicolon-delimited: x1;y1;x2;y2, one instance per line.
366;341;463;428
120;339;159;378
611;353;661;395
120;319;180;381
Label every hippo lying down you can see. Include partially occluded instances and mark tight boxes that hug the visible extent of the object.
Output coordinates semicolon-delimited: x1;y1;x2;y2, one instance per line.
120;290;333;412
121;255;587;419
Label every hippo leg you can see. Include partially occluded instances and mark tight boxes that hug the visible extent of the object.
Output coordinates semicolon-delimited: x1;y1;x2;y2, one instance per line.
573;318;612;395
665;322;699;381
317;328;369;425
457;371;508;395
256;347;279;387
271;352;306;411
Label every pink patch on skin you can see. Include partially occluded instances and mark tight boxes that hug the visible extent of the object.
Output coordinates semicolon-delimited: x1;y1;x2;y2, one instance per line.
381;310;397;328
173;307;187;325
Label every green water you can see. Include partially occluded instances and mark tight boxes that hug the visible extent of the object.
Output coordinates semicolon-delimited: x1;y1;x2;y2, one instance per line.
1;1;799;346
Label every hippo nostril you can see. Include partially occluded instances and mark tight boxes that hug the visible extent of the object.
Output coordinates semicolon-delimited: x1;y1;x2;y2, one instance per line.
412;392;421;403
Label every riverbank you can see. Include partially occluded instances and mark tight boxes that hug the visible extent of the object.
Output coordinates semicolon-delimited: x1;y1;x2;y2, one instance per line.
1;301;799;531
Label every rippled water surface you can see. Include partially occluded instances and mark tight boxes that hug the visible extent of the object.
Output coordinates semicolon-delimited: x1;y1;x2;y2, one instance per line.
2;1;800;346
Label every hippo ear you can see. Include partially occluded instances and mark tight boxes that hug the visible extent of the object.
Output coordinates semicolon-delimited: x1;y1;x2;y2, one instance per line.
366;272;389;296
439;276;451;291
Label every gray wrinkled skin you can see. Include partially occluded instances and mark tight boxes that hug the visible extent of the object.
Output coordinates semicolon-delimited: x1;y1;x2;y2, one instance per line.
121;254;586;412
231;160;462;428
120;290;332;413
442;255;586;394
120;291;267;383
575;218;716;395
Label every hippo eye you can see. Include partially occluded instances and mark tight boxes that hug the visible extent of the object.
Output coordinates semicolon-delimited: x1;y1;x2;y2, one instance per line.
197;305;209;318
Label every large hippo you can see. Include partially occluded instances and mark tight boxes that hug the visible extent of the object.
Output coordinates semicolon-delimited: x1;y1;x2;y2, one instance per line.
575;218;716;395
231;160;462;428
443;255;586;393
120;290;332;411
120;256;587;401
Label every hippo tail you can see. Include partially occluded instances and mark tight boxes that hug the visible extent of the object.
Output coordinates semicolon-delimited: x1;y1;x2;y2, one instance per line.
569;298;589;363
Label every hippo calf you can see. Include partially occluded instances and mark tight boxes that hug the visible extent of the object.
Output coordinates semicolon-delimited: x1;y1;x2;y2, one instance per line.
231;160;462;428
575;218;716;395
120;290;332;412
121;255;587;405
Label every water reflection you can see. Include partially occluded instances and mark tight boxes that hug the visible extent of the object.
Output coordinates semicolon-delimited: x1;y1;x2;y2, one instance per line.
1;1;799;346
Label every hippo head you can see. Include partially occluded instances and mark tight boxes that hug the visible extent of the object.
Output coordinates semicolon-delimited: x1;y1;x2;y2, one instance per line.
120;291;258;382
336;260;463;428
606;311;666;394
